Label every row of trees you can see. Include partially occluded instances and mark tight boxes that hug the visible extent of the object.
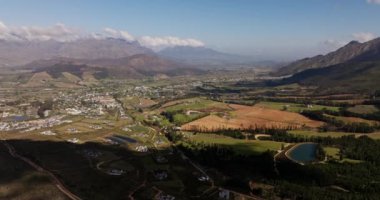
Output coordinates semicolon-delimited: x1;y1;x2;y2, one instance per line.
255;97;353;107
186;126;291;135
302;110;378;133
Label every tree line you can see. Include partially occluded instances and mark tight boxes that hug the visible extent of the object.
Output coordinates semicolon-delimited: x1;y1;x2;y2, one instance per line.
301;110;378;133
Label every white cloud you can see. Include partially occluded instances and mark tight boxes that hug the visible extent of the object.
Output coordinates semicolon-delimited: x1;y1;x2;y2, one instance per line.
0;21;82;42
322;32;377;52
99;28;205;49
323;39;347;48
319;39;348;53
0;21;7;31
137;36;204;49
0;21;205;49
352;32;376;42
103;28;135;41
367;0;380;5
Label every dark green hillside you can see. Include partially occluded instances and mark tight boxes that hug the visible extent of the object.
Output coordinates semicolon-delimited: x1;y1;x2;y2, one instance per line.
274;38;380;76
281;61;380;92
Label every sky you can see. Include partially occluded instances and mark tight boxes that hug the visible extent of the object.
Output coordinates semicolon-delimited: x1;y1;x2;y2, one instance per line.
0;0;380;61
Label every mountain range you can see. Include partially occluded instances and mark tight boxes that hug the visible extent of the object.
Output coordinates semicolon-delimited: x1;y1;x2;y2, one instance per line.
158;46;259;68
0;38;154;67
274;38;380;76
275;37;380;92
23;54;203;79
0;37;268;81
0;38;209;80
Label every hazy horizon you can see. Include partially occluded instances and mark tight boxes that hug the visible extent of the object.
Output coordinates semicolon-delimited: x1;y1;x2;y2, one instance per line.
0;0;380;61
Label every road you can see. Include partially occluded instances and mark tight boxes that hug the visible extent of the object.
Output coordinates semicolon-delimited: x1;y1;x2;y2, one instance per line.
128;179;146;200
1;140;82;200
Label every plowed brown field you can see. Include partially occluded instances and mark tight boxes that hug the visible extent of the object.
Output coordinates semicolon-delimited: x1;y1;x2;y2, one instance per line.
181;104;323;131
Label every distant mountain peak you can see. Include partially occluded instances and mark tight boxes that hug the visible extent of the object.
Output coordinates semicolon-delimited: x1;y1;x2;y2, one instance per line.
158;46;257;69
274;37;380;76
0;38;153;67
347;40;360;45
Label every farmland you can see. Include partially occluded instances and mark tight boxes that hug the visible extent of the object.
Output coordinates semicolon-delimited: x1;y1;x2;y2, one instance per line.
347;105;379;114
2;68;380;200
181;103;323;131
160;97;230;113
325;114;380;126
255;101;340;112
185;133;283;155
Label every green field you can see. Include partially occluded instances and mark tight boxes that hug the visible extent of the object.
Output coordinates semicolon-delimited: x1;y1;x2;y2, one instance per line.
188;133;283;155
163;98;230;113
256;101;340;113
323;146;362;163
324;147;340;159
171;113;206;125
347;105;379;114
325;114;379;125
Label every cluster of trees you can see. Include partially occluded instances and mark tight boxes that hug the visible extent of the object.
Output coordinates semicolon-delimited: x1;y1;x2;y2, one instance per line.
338;135;380;164
211;129;245;139
302;110;377;133
318;106;380;122
188;126;291;136
256;97;352;107
37;99;54;118
343;108;380;122
275;156;380;199
176;136;380;199
315;144;326;161
177;141;275;178
165;131;184;143
221;100;256;106
264;132;380;164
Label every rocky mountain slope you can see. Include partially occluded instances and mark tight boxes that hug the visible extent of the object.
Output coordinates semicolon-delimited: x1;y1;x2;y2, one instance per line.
0;38;153;67
23;54;203;79
158;46;258;68
274;38;380;76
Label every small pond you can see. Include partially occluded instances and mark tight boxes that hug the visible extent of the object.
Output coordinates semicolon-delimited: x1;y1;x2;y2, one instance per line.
287;143;318;164
107;135;137;144
3;115;28;122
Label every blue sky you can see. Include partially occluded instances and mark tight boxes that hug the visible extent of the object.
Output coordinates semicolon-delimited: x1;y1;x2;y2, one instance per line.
0;0;380;60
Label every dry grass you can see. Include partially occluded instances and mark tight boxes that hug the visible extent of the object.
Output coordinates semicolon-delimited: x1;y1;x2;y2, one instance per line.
82;71;98;83
62;72;81;83
23;71;53;87
347;105;379;114
182;104;323;131
138;98;157;108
